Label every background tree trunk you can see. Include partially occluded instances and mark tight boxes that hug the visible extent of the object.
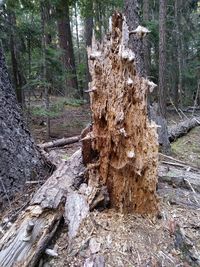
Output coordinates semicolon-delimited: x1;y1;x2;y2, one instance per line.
158;0;167;117
143;0;151;77
124;0;146;77
85;1;93;92
41;0;50;139
175;0;183;108
8;11;25;107
57;0;79;96
0;45;48;208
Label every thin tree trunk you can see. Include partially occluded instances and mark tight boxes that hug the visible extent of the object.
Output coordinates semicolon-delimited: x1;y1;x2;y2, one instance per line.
57;0;79;97
175;0;183;108
8;11;25;107
158;0;167;117
74;2;83;97
84;1;93;93
94;1;102;42
143;0;151;77
41;0;50;139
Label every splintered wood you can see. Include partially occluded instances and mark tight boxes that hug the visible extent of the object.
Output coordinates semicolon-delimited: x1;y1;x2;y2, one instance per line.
87;12;159;214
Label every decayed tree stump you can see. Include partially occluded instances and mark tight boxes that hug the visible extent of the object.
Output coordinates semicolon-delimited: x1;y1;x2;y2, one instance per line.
87;12;159;214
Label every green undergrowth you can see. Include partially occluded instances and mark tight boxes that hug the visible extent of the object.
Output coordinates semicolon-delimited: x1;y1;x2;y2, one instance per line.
30;98;85;118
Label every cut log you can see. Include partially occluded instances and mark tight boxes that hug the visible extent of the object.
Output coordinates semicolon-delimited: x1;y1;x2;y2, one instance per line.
0;149;85;267
87;12;159;214
39;135;80;149
168;117;200;142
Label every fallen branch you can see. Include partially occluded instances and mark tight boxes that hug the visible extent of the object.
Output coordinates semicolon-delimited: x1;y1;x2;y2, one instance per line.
161;160;200;172
159;153;192;165
39;135;80;149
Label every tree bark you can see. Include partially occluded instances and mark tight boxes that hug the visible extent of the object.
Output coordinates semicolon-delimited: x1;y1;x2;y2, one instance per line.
0;45;48;208
87;12;159;214
57;0;79;96
124;0;146;77
158;0;167;117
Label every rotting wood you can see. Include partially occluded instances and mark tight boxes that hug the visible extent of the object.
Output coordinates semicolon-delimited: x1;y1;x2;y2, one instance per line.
0;149;85;267
39;135;80;149
87;12;159;214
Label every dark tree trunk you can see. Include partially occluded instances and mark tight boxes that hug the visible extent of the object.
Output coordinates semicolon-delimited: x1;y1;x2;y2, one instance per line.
57;0;79;96
0;45;48;208
143;0;151;77
157;0;170;153
124;0;146;77
8;11;25;107
158;0;167;117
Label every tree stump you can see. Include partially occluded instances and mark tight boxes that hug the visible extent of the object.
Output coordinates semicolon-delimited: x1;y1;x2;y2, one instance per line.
87;12;159;214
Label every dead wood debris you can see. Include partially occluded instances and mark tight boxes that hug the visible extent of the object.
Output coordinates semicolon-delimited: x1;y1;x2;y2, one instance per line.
39;136;80;150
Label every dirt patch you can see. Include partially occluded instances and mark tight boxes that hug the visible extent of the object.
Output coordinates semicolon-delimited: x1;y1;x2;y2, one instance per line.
45;200;200;267
29;99;91;143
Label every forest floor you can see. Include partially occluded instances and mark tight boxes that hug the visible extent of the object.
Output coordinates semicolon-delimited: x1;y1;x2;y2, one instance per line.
28;96;91;143
41;127;200;267
1;100;200;267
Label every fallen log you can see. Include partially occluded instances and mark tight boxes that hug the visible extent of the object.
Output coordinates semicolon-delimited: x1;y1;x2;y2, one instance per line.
0;148;110;266
158;164;200;193
168;117;200;142
39;135;80;149
158;184;200;209
0;149;85;267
